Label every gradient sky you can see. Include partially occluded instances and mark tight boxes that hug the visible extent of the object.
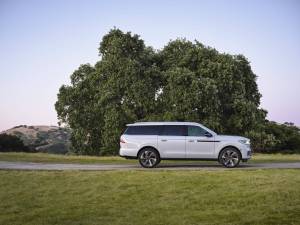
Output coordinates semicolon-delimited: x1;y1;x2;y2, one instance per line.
0;0;300;131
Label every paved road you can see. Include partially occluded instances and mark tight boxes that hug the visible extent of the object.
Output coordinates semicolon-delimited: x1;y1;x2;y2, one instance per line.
0;161;300;171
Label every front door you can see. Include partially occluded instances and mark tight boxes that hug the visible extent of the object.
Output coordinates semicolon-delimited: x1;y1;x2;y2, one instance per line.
186;125;215;158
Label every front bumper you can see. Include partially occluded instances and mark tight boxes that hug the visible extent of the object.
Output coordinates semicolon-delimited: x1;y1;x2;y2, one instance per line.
240;144;252;160
247;149;252;157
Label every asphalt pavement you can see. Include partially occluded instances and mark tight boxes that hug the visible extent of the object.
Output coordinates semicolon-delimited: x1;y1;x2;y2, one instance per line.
1;161;300;171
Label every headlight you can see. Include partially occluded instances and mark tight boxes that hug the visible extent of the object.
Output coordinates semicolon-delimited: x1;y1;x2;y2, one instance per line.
239;139;250;145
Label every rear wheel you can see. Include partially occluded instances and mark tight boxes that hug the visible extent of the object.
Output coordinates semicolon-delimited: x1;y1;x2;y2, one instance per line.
138;148;160;168
219;147;241;168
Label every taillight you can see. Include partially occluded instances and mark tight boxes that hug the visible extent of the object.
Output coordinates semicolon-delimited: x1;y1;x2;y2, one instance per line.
120;138;126;143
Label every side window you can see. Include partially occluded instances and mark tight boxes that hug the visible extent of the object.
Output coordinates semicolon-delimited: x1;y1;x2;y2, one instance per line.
161;125;186;136
124;126;137;135
124;126;161;135
188;126;207;136
140;126;161;135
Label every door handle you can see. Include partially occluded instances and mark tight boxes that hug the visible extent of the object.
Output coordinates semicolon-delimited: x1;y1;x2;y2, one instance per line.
188;140;195;142
161;139;167;142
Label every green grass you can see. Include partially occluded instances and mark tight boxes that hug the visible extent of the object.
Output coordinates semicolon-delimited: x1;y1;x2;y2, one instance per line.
249;153;300;163
0;152;300;165
0;152;131;164
0;169;299;225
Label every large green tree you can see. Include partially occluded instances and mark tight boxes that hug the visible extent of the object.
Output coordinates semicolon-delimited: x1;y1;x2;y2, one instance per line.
56;28;266;155
56;29;161;155
158;39;265;133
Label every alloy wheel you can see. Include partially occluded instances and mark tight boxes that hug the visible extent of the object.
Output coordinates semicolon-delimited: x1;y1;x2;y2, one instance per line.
220;148;240;168
139;149;159;168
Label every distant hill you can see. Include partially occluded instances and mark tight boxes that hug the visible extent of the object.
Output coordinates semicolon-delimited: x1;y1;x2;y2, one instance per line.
1;125;71;154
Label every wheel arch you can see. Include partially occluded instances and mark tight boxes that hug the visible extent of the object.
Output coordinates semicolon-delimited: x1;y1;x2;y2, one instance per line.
218;145;242;159
137;146;160;158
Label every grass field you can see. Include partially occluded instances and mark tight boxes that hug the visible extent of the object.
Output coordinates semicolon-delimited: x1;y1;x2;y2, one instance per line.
0;169;299;225
0;152;300;165
0;152;131;164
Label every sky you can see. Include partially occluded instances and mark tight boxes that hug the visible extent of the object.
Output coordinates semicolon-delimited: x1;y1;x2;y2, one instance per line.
0;0;300;131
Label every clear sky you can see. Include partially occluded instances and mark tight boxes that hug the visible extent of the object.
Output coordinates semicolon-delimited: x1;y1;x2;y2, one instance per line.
0;0;299;131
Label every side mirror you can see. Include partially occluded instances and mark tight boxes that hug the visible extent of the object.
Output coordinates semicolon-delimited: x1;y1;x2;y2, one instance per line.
204;132;213;138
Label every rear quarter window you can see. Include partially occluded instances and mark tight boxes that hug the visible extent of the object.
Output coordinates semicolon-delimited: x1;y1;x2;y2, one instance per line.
124;125;161;135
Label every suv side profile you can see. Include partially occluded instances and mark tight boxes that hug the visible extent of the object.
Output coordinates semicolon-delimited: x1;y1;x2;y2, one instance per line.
119;122;251;168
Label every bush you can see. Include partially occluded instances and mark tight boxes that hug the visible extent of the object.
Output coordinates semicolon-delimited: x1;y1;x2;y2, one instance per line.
38;143;69;154
249;121;300;153
0;134;29;152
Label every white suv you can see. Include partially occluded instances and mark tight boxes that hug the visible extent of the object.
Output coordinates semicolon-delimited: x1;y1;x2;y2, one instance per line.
119;122;251;168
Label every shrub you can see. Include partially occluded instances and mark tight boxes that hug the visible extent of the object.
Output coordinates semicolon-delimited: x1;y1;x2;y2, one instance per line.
0;134;29;152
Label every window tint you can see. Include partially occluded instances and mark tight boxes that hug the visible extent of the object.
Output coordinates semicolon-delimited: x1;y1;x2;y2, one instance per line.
188;126;207;136
124;126;161;135
161;125;186;136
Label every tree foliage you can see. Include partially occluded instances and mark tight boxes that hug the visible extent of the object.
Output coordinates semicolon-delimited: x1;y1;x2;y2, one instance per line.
0;134;29;152
157;39;265;133
264;122;300;152
55;28;298;155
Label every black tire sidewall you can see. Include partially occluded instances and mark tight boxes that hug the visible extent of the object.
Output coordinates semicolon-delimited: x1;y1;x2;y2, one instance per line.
138;148;160;168
219;147;241;168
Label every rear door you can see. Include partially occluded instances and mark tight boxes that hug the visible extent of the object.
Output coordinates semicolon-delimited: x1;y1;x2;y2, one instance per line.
157;125;186;158
185;125;215;158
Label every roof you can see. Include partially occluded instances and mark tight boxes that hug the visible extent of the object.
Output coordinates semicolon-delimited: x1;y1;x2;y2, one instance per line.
127;121;202;126
126;121;217;135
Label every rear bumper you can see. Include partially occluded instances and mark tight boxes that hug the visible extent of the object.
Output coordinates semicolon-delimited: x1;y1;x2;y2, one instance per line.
119;148;138;158
119;154;137;159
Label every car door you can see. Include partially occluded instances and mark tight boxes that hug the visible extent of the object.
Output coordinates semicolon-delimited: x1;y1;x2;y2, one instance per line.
186;125;215;158
157;125;186;158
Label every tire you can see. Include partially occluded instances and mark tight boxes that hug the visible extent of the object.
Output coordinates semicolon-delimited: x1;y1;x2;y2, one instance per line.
138;148;160;168
219;147;241;168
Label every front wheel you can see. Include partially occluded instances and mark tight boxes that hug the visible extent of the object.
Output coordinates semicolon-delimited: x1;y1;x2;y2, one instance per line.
138;148;160;168
219;147;241;168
